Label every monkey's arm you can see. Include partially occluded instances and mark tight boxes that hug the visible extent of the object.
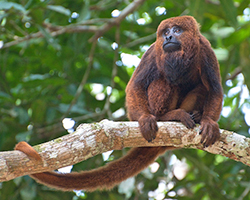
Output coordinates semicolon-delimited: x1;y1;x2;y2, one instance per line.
126;80;158;142
125;44;156;121
199;35;223;146
125;44;160;142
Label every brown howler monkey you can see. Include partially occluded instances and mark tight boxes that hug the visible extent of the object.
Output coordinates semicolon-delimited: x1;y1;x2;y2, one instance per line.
15;16;223;191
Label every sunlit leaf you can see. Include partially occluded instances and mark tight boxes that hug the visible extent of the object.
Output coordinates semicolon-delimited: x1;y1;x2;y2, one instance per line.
220;0;238;27
0;2;27;13
47;5;71;16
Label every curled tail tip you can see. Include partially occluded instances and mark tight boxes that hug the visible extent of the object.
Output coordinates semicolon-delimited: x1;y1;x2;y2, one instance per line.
15;141;42;161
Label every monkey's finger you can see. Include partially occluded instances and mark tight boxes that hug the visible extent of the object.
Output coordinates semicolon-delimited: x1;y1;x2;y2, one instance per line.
181;117;196;129
200;126;207;145
138;114;158;142
209;128;220;146
201;125;220;147
190;111;201;123
204;130;213;147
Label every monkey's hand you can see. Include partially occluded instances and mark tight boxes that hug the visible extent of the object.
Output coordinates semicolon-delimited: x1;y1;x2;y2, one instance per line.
190;110;202;124
159;109;196;129
138;114;158;142
200;117;220;147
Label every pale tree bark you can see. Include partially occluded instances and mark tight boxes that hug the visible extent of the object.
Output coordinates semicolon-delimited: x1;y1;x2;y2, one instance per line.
0;119;250;182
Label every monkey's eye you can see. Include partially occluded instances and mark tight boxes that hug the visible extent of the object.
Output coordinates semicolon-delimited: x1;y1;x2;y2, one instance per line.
173;27;183;34
164;29;170;36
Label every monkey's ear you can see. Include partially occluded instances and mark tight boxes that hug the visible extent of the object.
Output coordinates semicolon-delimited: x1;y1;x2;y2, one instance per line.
199;36;222;93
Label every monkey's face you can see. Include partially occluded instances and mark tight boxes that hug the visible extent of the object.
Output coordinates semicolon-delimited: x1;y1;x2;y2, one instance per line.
162;26;182;53
156;16;200;56
155;16;201;85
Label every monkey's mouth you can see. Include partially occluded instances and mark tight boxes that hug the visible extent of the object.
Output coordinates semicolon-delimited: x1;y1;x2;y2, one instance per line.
163;42;181;53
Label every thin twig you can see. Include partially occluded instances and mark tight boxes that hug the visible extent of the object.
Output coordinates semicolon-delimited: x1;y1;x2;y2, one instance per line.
2;0;146;49
62;40;97;119
89;0;146;42
238;187;250;200
226;66;242;81
103;25;120;118
2;25;98;49
124;32;156;48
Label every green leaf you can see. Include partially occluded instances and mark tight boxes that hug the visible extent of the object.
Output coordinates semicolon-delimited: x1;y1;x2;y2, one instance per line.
0;2;27;13
23;74;50;81
224;24;250;46
188;0;206;22
20;184;37;200
31;99;47;123
16;130;32;142
77;0;91;22
220;0;238;27
14;107;29;124
37;25;61;50
0;91;11;100
47;5;71;16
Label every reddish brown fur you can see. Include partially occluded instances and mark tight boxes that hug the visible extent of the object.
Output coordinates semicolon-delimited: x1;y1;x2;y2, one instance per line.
15;144;175;191
15;141;41;161
126;16;222;144
14;16;223;191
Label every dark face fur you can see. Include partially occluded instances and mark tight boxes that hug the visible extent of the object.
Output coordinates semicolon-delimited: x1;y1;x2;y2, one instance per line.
162;26;183;53
155;16;200;85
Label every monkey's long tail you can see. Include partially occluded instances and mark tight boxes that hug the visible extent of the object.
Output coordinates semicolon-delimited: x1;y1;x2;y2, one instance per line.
30;146;175;191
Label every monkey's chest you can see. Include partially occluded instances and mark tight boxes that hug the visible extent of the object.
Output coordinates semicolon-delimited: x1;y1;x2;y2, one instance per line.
147;79;179;117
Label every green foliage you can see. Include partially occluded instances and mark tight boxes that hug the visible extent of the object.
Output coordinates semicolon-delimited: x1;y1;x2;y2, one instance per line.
1;0;250;199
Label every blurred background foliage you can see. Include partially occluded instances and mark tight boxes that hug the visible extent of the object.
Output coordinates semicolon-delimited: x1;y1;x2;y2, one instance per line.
1;0;250;199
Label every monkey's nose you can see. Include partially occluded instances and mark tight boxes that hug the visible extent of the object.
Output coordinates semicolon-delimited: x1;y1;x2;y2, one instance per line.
166;35;172;41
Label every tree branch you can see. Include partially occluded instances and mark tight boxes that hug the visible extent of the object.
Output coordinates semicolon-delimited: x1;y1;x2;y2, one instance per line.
2;0;146;49
1;120;249;182
89;0;146;42
2;24;98;49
